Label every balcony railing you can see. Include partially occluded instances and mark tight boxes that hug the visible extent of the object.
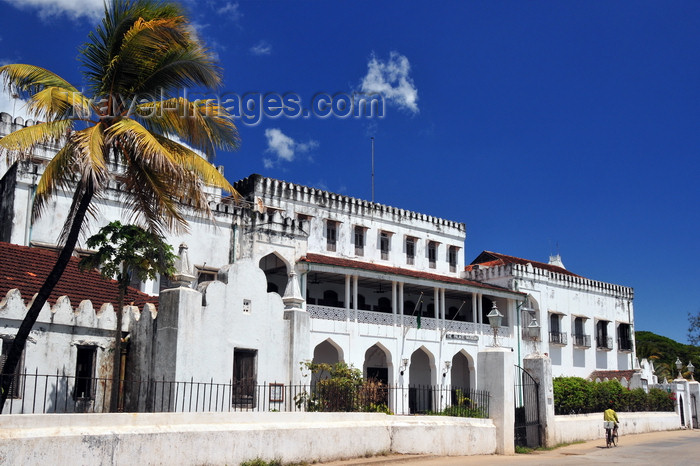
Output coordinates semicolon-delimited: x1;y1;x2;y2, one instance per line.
572;334;591;348
307;305;511;337
549;331;567;345
596;336;613;350
618;338;633;352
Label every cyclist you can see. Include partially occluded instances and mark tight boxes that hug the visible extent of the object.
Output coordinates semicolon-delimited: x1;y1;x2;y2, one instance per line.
604;404;619;442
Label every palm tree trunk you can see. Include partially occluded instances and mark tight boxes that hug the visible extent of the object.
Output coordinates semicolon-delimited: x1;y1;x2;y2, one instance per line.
0;186;94;413
110;281;126;412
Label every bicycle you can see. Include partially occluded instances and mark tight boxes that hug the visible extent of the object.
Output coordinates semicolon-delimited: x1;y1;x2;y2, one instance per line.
604;421;618;447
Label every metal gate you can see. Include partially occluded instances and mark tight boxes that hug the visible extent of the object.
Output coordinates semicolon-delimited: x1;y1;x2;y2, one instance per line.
514;365;541;448
691;394;698;429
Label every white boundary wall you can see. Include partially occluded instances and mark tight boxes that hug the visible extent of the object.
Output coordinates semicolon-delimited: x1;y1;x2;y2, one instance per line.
0;412;496;465
553;411;680;445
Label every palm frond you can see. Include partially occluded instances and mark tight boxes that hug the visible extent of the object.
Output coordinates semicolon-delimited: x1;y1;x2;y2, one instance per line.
0;64;78;99
28;87;93;121
137;98;239;158
155;134;238;197
33;142;79;220
0;120;72;157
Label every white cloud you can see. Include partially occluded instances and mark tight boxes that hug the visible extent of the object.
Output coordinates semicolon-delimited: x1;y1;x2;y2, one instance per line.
216;2;242;22
1;0;103;21
250;40;272;56
264;128;318;168
360;51;419;114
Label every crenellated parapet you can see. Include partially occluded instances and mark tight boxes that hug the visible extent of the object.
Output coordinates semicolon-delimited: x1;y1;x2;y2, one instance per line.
0;288;157;332
465;262;634;299
234;173;466;233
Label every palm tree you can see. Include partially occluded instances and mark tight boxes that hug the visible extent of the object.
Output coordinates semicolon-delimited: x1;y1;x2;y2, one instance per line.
0;0;239;412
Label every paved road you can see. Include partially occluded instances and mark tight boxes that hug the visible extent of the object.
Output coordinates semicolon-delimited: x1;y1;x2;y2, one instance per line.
320;429;700;466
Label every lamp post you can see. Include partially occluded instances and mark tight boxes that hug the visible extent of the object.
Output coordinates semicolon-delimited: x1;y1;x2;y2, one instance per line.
688;361;695;381
487;301;504;347
675;357;683;379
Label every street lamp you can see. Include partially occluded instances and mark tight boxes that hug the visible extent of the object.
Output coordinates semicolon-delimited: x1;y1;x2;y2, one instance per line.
487;301;504;347
675;357;683;379
443;360;452;378
400;358;409;376
688;361;695;381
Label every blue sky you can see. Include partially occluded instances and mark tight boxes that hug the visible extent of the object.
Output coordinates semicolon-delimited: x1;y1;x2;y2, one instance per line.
1;1;698;344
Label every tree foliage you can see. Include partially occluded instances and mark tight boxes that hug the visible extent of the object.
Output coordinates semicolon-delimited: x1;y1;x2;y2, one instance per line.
80;221;175;411
635;331;700;381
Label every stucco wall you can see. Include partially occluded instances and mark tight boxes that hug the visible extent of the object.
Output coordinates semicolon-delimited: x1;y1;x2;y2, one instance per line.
553;411;680;445
0;412;496;465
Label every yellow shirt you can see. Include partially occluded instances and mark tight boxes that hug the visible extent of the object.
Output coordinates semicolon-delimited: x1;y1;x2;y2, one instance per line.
604;408;619;423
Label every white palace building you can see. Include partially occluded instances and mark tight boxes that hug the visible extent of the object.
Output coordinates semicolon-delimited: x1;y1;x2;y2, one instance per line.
0;113;640;413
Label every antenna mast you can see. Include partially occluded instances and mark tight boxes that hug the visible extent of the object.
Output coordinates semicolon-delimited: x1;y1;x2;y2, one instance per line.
371;137;375;203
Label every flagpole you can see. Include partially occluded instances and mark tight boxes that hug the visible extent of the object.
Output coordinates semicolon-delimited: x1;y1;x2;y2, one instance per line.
371;137;375;203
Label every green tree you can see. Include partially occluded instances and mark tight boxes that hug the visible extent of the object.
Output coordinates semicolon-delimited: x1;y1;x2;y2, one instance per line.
0;0;238;411
79;221;176;411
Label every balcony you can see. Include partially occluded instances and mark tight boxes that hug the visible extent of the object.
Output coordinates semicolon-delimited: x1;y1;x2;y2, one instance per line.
306;304;512;339
549;331;567;346
618;338;633;352
572;334;591;348
596;336;613;351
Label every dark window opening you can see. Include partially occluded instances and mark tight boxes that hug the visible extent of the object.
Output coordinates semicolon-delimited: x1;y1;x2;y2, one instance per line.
233;349;257;408
74;346;97;400
448;246;458;272
406;237;415;265
326;221;338;251
354;226;365;256
1;338;24;399
428;242;437;269
380;232;390;260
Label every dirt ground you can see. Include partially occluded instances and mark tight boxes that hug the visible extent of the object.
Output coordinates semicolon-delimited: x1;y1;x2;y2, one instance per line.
317;428;700;466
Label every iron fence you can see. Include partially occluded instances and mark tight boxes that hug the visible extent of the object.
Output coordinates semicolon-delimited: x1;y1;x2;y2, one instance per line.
1;371;488;418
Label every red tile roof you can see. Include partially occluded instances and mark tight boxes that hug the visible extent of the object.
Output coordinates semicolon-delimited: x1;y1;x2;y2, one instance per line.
467;251;580;277
0;242;158;309
299;253;522;295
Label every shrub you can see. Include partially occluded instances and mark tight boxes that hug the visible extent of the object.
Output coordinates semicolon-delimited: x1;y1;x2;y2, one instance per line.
553;377;592;414
553;377;677;414
648;388;675;412
591;379;625;412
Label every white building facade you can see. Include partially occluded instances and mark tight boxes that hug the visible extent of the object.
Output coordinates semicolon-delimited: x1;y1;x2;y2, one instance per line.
1;113;638;414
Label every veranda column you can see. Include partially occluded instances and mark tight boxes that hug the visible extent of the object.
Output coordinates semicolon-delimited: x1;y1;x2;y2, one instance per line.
440;288;446;321
392;281;397;326
478;347;515;455
433;287;439;319
472;292;478;323
477;293;483;325
352;274;358;322
345;274;351;323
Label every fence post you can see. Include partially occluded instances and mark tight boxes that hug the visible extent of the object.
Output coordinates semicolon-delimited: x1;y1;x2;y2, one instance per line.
523;353;555;447
477;347;514;455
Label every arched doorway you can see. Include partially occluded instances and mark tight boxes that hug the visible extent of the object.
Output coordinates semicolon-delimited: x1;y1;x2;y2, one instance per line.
450;351;473;392
259;253;288;297
363;343;392;385
311;339;343;386
408;347;435;413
